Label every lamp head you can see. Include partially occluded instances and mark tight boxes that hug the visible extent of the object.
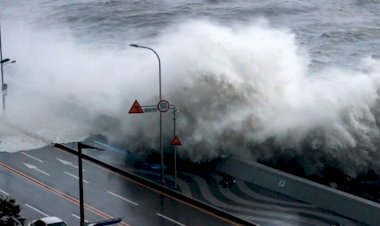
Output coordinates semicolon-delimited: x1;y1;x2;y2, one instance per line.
0;58;10;64
129;44;140;48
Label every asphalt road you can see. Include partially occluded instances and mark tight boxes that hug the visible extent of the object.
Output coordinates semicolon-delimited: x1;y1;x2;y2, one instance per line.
0;141;361;226
0;145;234;226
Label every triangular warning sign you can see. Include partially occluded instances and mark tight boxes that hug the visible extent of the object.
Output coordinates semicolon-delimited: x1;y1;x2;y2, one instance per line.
171;136;182;146
128;100;144;114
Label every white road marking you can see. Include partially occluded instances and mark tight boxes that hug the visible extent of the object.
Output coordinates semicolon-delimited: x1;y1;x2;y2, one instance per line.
25;203;49;217
107;191;138;206
57;158;85;171
64;171;89;183
71;214;89;223
21;152;43;163
24;163;50;176
156;213;186;226
0;189;9;196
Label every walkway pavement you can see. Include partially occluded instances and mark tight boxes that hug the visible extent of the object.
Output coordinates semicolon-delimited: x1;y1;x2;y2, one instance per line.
78;140;362;226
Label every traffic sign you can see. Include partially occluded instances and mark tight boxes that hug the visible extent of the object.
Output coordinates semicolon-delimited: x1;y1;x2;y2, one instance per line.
157;100;170;113
143;107;157;113
171;136;182;146
128;100;144;114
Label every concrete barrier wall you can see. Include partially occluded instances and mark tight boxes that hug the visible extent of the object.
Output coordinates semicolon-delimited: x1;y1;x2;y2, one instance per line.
216;157;380;226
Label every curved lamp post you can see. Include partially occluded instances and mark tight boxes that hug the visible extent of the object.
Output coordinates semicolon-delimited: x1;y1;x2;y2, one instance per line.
0;24;16;112
1;58;16;90
129;43;165;184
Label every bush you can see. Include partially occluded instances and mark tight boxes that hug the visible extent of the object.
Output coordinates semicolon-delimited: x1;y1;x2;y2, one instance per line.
0;195;25;226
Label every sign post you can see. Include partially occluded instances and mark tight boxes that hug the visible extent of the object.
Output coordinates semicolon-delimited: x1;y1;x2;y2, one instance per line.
129;99;176;186
170;104;181;189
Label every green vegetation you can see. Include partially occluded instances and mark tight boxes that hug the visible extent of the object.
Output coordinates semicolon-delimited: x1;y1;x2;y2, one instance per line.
0;195;25;226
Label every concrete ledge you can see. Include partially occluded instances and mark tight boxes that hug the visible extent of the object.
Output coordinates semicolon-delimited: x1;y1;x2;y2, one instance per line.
216;156;379;226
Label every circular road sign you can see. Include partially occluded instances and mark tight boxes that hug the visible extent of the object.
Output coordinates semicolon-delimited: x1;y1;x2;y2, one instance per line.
157;99;170;113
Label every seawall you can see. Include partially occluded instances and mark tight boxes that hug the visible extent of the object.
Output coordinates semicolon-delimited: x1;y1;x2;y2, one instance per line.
216;157;379;226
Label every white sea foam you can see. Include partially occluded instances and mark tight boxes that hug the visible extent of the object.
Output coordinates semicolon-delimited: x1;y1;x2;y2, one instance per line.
1;19;380;175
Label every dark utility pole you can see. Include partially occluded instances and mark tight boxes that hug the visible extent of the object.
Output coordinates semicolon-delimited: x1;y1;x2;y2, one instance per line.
78;142;85;226
77;142;99;226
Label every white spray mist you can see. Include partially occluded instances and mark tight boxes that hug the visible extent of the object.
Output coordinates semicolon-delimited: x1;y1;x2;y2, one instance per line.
1;19;380;176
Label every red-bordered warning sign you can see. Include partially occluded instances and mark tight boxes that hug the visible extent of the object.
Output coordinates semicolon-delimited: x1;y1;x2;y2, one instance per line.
171;136;182;146
128;100;144;114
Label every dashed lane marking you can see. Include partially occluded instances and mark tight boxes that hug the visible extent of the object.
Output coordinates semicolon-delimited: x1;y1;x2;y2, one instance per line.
156;213;187;226
25;203;49;217
0;188;10;196
107;191;139;206
64;171;89;183
71;214;89;223
0;161;130;226
21;152;44;163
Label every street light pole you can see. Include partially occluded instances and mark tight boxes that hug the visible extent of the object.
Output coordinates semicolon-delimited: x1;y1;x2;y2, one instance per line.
0;25;16;112
129;44;165;185
0;24;4;90
0;24;5;112
77;142;100;226
0;58;15;112
77;142;85;226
